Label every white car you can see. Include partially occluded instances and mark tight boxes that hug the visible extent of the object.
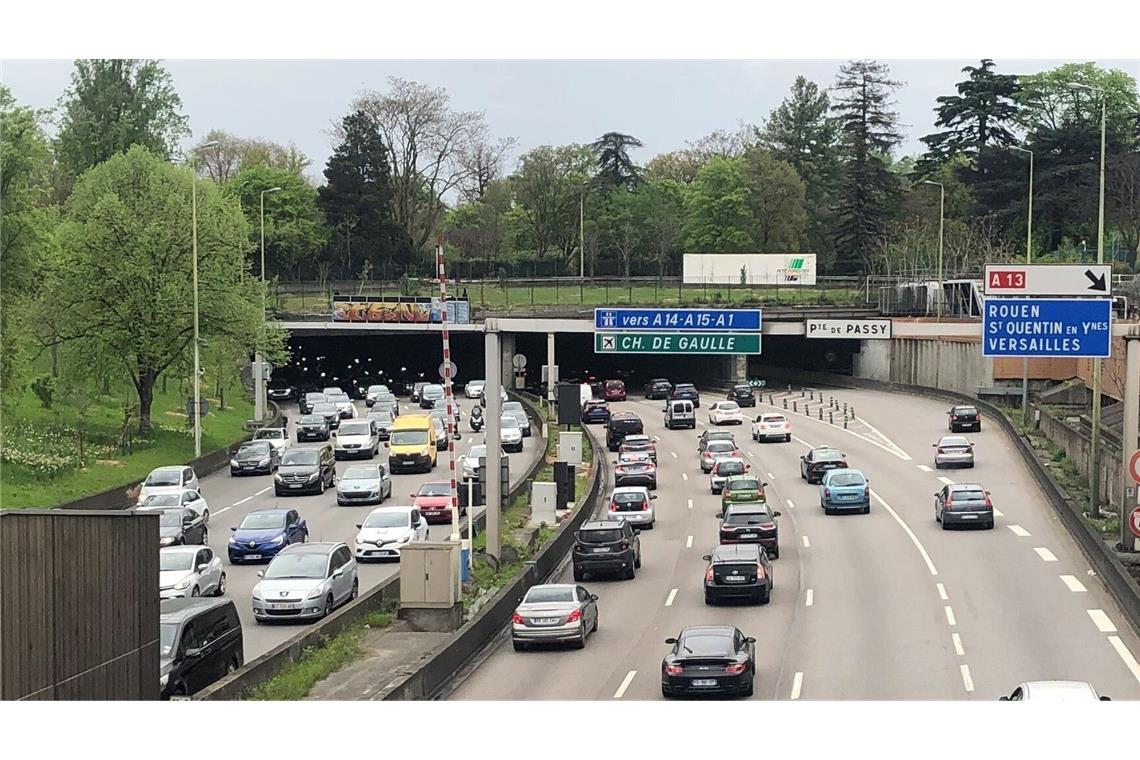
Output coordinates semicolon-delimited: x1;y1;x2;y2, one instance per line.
365;384;391;406
139;488;210;523
500;415;524;453
752;413;791;443
159;545;225;599
502;401;531;437
253;542;358;622
999;681;1111;701
327;392;357;419
353;506;429;561
708;401;744;426
333;419;380;460
252;426;289;454
137;466;200;505
606;486;656;529
465;379;486;399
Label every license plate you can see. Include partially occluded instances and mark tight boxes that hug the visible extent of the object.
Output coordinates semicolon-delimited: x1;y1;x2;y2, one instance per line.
724;576;746;583
289;484;302;489
693;679;717;687
593;547;612;553
243;465;255;469
532;617;560;625
739;533;757;539
267;603;292;609
961;514;978;520
244;554;262;560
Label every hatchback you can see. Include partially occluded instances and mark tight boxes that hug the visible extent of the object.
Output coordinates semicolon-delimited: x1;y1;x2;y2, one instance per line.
934;435;975;468
752;413;791;443
582;400;611;425
820;468;871;514
252;542;358;622
353;506;429;561
948;405;981;432
669;383;701;408
709;457;749;494
336;464;392;506
228;508;308;563
511;584;598;651
800;447;848;483
606;486;657;529
603;379;626;401
614;452;657;489
139;488;210;522
708;401;744;426
420;383;445;409
726;385;756;407
296;414;331;442
412;481;463;523
572;520;641;580
700;440;740;473
619;434;657;462
142;505;209;547
299;392;327;415
718;502;781;558
703;544;772;605
720;475;766;510
501;401;531;437
138;465;200;504
661;626;755;698
310;401;342;430
499;415;524;452
644;378;672;399
934;483;995;529
160;545;226;599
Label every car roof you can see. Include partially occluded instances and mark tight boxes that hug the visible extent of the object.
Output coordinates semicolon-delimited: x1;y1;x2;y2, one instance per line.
711;544;761;561
612;485;650;495
160;596;232;623
150;465;184;474
159;545;200;556
279;542;341;555
368;505;413;515
1022;681;1100;699
679;625;735;637
580;520;627;530
245;508;289;516
610;411;640;420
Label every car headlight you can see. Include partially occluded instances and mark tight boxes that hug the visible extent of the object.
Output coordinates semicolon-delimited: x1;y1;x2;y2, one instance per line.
174;577;191;590
270;535;285;545
355;535;364;544
230;459;238;467
397;532;413;543
305;587;324;600
159;536;176;546
259;457;270;466
307;471;320;481
160;673;169;687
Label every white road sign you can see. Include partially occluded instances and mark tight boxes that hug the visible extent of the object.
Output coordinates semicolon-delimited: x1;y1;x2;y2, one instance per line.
983;264;1112;297
805;319;892;339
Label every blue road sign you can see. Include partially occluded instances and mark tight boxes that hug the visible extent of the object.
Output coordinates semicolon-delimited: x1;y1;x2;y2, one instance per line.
593;307;761;332
983;297;1112;358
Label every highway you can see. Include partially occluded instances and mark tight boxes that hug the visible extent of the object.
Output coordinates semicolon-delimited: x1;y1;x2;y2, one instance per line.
449;387;1140;700
192;395;544;661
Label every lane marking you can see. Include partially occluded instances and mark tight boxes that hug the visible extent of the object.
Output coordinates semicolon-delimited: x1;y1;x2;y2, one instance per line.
745;451;755;458
1087;609;1118;633
1060;575;1087;593
682;473;688;482
936;583;948;601
917;464;933;472
790;672;803;700
685;535;693;549
1107;636;1140;684
1034;547;1058;562
787;499;795;510
767;472;775;480
952;632;965;656
872;490;939;576
945;606;957;626
653;435;661;442
937;476;955;486
687;499;693;510
232;495;253;506
992;508;1004;517
805;589;814;607
1008;525;1031;537
664;588;678;607
256;486;272;495
960;664;974;692
670;451;678;459
613;670;637;699
213;507;231;517
802;536;810;548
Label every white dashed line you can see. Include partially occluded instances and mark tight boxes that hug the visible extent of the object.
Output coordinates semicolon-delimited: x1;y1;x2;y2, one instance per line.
805;589;814;607
872;490;939;576
664;589;678;607
256;486;272;495
213;507;231;516
937;476;955;486
1034;547;1058;562
1107;636;1140;683
687;499;693;510
960;664;974;692
952;633;965;656
767;472;775;480
944;606;957;626
745;451;755;458
787;500;795;509
233;496;253;506
1008;525;1030;537
936;583;948;601
1087;609;1118;633
653;435;661;442
917;465;933;472
802;536;810;548
670;451;678;459
613;670;637;699
681;473;688;481
1060;575;1087;592
685;535;693;548
991;508;1004;517
790;672;804;700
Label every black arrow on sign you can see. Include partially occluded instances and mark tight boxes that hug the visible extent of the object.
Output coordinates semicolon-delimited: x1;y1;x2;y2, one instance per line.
1085;269;1107;291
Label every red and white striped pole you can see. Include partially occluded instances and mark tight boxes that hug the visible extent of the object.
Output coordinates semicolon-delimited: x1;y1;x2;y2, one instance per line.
436;238;461;546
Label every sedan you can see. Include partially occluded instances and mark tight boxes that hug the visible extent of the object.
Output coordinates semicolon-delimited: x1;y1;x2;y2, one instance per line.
999;681;1111;701
511;583;598;651
820;468;871;514
709;457;749;494
661;626;756;698
229;440;279;475
935;483;995;529
500;415;524;453
582;400;611;425
708;401;744;426
228;508;308;563
336;464;392;506
295;414;331;442
613;452;657;489
139;488;210;523
700;440;740;473
251;426;289;454
141;506;208;547
948;405;981;432
465;379;487;399
751;413;791;443
606;486;657;529
412;481;465;524
159;546;225;599
934;435;974;469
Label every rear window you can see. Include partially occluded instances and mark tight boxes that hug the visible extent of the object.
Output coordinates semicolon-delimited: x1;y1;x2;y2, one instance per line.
610;418;642;432
828;472;865;486
954;407;978;415
707;442;736;453
724;511;771;526
579;528;623;544
338;422;372;436
716;461;746;475
524;587;575;603
728;478;760;491
941;437;970;447
606;380;624;389
951;488;986;501
678;634;734;656
761;415;786;423
675;384;695;391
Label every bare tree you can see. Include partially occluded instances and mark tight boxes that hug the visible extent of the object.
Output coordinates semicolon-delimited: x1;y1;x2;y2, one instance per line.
686;126;754;162
191;129;312;181
458;129;517;203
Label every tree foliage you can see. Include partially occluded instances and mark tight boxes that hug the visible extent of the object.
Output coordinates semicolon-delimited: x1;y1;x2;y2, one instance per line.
681;157;754;253
192;129;311;183
509;144;593;259
228;164;326;280
918;59;1020;176
590;131;644;189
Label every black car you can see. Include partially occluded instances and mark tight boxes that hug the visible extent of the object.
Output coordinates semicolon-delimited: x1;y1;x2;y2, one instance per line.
296;414;331;442
727;385;756;407
800;446;847;484
410;381;427;402
703;544;772;605
572;520;641;581
148;506;209;547
669;382;701;408
934;483;995;530
229;440;279;476
661;626;756;698
366;410;395;440
644;378;672;400
310;401;342;430
266;380;296;403
274;444;337;496
160;597;244;699
718;502;781;558
299;392;327;415
948;405;981;432
606;412;644;452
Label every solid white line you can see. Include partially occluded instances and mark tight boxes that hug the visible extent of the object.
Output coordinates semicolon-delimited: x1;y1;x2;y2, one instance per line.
952;633;965;656
1087;609;1118;633
937;476;955;486
681;473;688;481
960;664;974;692
1008;525;1030;537
767;472;775;480
790;672;804;700
872;490;939;576
805;589;814;607
256;486;272;495
936;583;948;601
233;495;254;506
613;670;637;699
992;508;1004;517
665;588;678;607
787;499;795;510
687;499;693;510
213;507;231;516
686;535;693;548
917;464;933;472
670;451;678;459
1107;636;1140;684
1034;547;1058;562
802;535;810;548
1060;575;1087;592
945;605;957;626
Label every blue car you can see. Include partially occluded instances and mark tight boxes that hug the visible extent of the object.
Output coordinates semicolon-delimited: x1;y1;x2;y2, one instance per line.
582;400;611;424
228;508;308;564
820;469;871;515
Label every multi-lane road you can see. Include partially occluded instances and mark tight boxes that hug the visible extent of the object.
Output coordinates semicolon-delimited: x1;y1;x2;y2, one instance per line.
191;395;543;661
450;387;1140;700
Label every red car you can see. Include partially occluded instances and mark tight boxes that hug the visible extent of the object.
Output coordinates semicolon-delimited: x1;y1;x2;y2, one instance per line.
603;379;627;401
411;481;465;524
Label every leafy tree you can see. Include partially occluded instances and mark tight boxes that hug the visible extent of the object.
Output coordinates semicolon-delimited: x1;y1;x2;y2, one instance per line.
641;179;687;275
509;144;593;259
55;59;190;181
590;131;644;189
742;147;808;251
831;60;905;274
1016;63;1139;142
681;157;755;253
593;189;646;279
445;179;512;276
228;164;326;280
645;150;705;184
44;146;273;433
1106;152;1139;268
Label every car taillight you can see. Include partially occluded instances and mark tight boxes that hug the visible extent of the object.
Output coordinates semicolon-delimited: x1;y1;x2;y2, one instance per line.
944;496;953;508
609;501;619;511
511;612;523;624
566;609;581;623
722;524;736;532
725;663;747;675
760;522;775;530
966;446;973;453
666;664;683;675
864;486;870;498
823;487;831;497
641;500;650;511
705;566;715;582
937;448;946;454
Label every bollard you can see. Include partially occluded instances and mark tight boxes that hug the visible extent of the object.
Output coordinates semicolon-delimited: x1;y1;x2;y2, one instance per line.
783;398;788;409
843;402;848;414
793;401;798;413
818;407;823;420
844;417;848;429
787;384;791;393
851;407;855;419
801;389;805;398
829;411;834;424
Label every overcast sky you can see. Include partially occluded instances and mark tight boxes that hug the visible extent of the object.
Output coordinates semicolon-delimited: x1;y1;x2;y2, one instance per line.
2;59;1135;183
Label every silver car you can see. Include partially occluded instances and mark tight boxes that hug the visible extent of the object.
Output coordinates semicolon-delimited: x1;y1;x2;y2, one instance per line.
337;463;392;506
465;379;486;399
334;419;379;460
502;401;531;437
512;583;598;651
365;384;391;406
327;392;357;419
499;415;524;453
252;426;289;454
159;545;225;599
252;542;358;622
933;435;974;469
137;465;200;504
606;486;657;529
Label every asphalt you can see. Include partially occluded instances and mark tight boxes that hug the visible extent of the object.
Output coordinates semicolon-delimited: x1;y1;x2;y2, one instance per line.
448;388;1140;700
190;395;544;662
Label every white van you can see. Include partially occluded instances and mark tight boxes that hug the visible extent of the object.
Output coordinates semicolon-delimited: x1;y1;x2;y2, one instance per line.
664;399;696;430
579;383;593;408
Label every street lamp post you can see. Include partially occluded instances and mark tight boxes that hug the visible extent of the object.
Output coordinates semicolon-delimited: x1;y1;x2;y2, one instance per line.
1011;145;1034;424
191;140;220;457
255;186;283;422
579;190;585;279
922;180;945;319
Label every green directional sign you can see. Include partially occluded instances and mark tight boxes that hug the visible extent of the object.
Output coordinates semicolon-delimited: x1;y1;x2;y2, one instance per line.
594;332;761;355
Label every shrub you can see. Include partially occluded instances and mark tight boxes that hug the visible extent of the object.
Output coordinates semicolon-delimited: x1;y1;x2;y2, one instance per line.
31;374;55;409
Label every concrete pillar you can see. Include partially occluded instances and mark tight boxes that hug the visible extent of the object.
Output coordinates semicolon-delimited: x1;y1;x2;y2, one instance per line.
501;332;516;391
546;332;556;411
733;354;747;382
484;329;502;561
1122;335;1139;552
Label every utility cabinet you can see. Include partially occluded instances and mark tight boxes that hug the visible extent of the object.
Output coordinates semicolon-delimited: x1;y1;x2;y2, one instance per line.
559;431;583;465
398;541;461;608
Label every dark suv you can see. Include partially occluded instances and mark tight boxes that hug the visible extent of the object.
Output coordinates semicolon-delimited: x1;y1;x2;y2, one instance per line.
266;380;296;403
727;385;756;407
572;520;641;581
606;412;644;451
644;378;672;400
800;447;848;484
299;392;327;415
702;544;772;605
948;405;981;432
274;444;336;496
718;502;781;558
160;597;244;699
669;382;700;408
296;414;331;442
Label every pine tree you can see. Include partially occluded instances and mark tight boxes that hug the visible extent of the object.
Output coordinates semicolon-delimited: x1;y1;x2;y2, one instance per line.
590;132;644;189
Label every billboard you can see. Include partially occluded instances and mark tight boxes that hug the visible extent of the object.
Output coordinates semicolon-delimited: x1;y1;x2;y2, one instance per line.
333;298;470;324
682;253;817;286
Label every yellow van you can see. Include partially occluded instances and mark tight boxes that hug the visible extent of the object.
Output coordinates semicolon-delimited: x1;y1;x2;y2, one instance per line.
387;414;438;474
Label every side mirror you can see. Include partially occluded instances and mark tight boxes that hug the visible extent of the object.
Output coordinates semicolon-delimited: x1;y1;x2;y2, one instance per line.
716;512;724;519
197;563;209;572
701;554;712;561
184;647;202;659
745;636;756;644
410;493;417;498
932;443;938;447
384;442;390;448
256;570;264;578
762;482;769;487
985;490;991;495
230;526;237;532
773;511;782;517
1099;696;1111;701
651;494;658;500
998;696;1010;701
665;637;678;645
355;524;362;529
590;594;599;602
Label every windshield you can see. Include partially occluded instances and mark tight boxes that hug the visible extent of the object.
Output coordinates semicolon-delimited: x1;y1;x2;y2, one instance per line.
145;469;180;486
814;449;841;460
363;511;410;529
142;494;180;508
239;512;286;530
160;623;179;658
343;465;379;480
327;394;349;403
368;411;394;424
253;429;283;440
716;461;745;475
159;551;195;572
951;488;987;502
367;385;386;394
157;510;182;528
312;403;337;414
725;511;772;526
675;384;695;391
423;385;444;398
282;450;319;466
338;422;371;437
606;380;624;389
762;415;786;423
500;416;520;429
727;478;761;491
612;492;647;508
829;473;866;487
299;415;325;425
306;393;327;402
705;432;733;442
678;634;733;656
941;437;970;447
264;553;327;579
954;407;978;415
239;442;271;456
733;386;751;394
467;445;487;460
418;483;451;496
391;430;428;445
524;587;574;604
611;419;641;432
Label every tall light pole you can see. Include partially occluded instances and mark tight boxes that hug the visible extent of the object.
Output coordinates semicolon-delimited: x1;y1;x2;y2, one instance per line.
922;180;945;319
1011;145;1034;424
191;140;220;457
579;190;586;279
255;186;283;422
1068;81;1108;517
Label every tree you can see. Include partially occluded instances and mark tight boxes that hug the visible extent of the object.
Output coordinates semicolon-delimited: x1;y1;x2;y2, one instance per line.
831;60;905;274
445;179;512;277
192;129;313;184
590;131;644;189
44;146;271;433
509;144;593;259
55;59;190;181
457;130;517;203
681;157;755;253
228;164;326;280
742;147;808;251
1106;152;1139;268
593;189;647;279
1016;63;1139;141
641;179;687;275
645;150;705;184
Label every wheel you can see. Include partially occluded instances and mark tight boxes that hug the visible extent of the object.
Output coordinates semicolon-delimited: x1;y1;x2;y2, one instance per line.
573;625;587;649
757;588;770;605
934;462;942;470
190;586;200;597
743;677;754;698
323;594;334;618
201;527;208;544
573;568;585;582
302;531;309;543
318;476;326;494
863;504;871;514
785;434;791;442
350;578;359;601
225;657;239;676
215;573;227;596
513;640;527;652
634;552;641;569
592;614;599;632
